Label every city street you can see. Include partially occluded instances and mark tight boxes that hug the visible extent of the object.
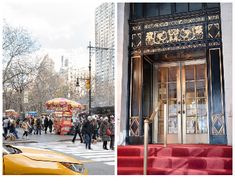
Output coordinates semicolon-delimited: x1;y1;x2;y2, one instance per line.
3;128;115;175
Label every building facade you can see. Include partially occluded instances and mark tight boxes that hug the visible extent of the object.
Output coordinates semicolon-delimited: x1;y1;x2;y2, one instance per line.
95;2;115;108
117;3;232;145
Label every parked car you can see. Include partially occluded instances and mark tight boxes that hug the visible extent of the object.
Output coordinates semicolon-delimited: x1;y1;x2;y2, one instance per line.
3;144;88;175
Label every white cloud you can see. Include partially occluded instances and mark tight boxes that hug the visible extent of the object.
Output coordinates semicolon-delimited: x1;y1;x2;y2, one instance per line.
3;0;102;71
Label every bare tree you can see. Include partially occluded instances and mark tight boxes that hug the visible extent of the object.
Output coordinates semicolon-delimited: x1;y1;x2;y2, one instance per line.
2;22;40;112
2;22;39;85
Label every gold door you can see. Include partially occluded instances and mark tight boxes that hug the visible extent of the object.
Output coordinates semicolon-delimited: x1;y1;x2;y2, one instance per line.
156;60;208;144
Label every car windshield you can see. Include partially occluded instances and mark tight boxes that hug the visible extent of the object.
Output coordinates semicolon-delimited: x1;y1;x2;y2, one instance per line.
3;145;22;154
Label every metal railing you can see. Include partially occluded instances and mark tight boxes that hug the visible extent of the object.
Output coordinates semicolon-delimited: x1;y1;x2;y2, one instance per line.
143;103;167;175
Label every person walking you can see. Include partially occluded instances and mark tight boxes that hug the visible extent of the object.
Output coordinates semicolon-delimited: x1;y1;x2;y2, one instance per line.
48;117;53;133
109;116;115;150
72;118;83;143
44;116;49;134
100;117;111;150
82;116;94;150
22;119;30;139
3;117;10;139
36;117;42;135
9;118;19;139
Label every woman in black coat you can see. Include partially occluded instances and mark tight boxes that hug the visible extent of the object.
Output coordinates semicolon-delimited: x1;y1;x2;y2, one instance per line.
82;117;94;150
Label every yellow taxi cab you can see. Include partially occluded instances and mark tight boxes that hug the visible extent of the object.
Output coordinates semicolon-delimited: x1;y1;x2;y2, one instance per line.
3;144;88;175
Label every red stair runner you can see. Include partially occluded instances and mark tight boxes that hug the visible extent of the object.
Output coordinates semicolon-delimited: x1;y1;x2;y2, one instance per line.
118;144;232;175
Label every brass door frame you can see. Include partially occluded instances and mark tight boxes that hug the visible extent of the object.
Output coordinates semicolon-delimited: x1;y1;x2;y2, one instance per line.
156;59;208;144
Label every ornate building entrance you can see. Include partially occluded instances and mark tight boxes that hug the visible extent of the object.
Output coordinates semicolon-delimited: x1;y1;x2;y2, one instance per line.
127;3;227;145
155;60;208;144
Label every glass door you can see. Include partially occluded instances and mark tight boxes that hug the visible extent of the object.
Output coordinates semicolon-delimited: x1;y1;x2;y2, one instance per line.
156;60;208;144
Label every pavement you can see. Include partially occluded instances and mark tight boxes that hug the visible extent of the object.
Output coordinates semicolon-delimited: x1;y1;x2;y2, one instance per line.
3;127;74;144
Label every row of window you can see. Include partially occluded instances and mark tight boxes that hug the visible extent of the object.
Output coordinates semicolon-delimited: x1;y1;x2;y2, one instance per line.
131;3;220;19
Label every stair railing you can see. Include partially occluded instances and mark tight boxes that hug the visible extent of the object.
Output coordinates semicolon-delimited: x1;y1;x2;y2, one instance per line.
143;102;163;175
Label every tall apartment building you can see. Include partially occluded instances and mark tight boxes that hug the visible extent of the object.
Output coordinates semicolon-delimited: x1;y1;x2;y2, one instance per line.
94;3;115;108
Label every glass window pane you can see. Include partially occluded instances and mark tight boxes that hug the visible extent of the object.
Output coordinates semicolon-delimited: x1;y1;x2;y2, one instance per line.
197;98;207;116
176;3;188;13
185;65;195;81
168;67;177;82
197;116;208;133
168;83;177;98
186;82;195;98
168;100;177;117
189;3;202;11
207;3;220;8
158;83;167;99
158;67;167;82
160;3;172;15
196;81;205;97
133;3;143;18
186;117;196;134
145;3;158;17
186;98;196;116
196;64;205;80
168;117;178;134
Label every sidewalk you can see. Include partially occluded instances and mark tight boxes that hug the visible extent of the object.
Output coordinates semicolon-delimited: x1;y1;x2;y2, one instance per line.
3;128;74;144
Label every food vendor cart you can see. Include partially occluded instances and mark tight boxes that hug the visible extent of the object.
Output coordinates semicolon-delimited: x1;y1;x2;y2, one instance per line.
45;98;83;135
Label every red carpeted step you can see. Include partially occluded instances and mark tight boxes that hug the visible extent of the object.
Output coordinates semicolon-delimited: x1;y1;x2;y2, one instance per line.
118;156;232;170
117;145;233;175
118;167;232;175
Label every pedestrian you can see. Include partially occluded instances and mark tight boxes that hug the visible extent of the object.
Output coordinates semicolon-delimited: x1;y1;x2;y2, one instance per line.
36;117;42;135
48;117;53;133
100;117;110;150
72;118;83;143
44;116;49;134
22;119;31;139
9;118;19;139
3;117;10;139
82;116;94;150
109;116;115;150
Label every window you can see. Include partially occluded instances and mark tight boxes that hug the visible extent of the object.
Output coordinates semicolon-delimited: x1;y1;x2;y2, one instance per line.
175;3;188;13
145;3;158;17
160;3;172;15
189;3;202;11
132;3;143;19
207;3;220;8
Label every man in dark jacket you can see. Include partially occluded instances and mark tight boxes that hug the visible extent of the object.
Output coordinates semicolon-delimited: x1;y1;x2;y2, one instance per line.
72;118;83;143
48;118;53;133
44;116;49;134
82;116;94;150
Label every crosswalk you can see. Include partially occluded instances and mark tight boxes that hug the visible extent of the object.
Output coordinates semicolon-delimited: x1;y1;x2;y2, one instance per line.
23;141;115;166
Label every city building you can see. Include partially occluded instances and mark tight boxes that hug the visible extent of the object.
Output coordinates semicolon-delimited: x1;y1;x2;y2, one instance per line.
94;2;115;108
117;3;232;146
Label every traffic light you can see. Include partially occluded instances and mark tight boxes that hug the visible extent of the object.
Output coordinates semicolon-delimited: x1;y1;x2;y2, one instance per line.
85;79;90;90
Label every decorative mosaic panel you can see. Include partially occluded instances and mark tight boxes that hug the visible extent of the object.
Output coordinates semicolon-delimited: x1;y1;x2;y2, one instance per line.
208;23;220;38
130;117;140;136
132;25;141;31
132;33;142;48
212;114;225;135
208;15;220;21
145;25;203;46
144;17;205;29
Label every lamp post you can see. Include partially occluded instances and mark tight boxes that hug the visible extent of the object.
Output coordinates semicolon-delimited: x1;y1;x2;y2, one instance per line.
87;41;109;115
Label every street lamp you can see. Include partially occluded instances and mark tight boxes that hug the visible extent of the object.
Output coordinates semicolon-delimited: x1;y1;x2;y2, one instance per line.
87;41;110;115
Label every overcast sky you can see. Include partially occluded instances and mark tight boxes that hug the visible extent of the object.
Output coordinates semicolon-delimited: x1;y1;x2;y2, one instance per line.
3;0;105;71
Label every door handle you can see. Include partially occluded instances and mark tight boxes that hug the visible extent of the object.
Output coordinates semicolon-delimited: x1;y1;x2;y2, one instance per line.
182;100;185;104
182;110;185;114
178;101;181;104
178;111;181;114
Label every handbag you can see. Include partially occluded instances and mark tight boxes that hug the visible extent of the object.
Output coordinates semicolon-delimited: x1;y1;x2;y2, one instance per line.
106;128;112;136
